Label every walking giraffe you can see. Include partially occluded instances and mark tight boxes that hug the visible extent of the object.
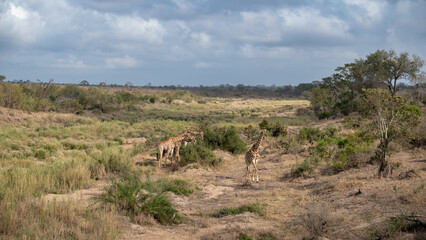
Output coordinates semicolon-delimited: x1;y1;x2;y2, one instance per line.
245;129;267;182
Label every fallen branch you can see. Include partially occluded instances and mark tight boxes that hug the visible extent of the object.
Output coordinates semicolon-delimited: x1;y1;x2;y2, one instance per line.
389;209;426;228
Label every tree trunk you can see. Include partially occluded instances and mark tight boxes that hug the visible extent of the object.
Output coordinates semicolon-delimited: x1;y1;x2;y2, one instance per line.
377;139;392;178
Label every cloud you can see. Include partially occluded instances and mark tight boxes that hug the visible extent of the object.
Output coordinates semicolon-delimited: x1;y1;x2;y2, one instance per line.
0;3;45;47
51;55;89;69
0;0;425;86
190;32;211;48
108;15;166;45
105;55;139;69
344;0;387;26
279;8;350;43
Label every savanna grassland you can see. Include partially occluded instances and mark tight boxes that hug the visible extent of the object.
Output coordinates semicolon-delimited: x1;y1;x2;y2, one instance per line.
0;79;425;239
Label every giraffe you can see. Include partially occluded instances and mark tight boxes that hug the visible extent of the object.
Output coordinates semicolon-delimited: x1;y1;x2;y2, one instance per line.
245;129;267;182
157;133;192;168
172;130;204;163
183;129;204;145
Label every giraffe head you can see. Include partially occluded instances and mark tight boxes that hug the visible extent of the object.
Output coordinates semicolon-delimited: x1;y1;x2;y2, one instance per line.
261;129;267;136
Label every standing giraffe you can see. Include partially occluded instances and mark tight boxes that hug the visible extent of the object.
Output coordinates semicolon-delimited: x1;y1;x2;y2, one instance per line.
157;133;192;168
245;129;267;182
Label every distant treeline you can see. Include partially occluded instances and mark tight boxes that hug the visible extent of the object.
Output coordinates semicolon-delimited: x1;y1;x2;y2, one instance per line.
151;83;318;98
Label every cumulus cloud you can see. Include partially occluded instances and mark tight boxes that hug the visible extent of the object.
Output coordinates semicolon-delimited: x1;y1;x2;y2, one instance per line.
0;3;45;46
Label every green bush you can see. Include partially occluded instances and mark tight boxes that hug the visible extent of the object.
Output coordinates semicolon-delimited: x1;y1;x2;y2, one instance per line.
298;127;324;144
203;127;247;154
317;111;331;120
164;179;195;197
269;122;288;138
292;158;314;177
179;142;222;167
102;176;182;225
221;128;247;154
259;119;271;131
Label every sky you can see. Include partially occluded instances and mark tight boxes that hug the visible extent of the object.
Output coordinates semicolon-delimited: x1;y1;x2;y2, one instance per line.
1;0;425;86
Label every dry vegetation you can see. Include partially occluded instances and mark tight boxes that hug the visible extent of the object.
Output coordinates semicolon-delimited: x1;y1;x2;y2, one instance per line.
0;85;425;240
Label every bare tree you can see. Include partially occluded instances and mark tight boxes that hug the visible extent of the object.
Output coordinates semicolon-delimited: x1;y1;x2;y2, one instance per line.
409;71;425;101
361;89;421;177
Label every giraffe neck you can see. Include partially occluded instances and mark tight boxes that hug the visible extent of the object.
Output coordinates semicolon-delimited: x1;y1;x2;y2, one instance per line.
251;132;264;152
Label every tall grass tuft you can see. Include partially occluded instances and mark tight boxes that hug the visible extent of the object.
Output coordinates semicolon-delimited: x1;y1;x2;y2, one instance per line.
102;176;194;225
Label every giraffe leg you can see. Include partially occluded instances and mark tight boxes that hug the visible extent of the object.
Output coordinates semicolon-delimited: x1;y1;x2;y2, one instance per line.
157;149;163;168
255;163;259;183
251;162;255;182
246;164;250;180
165;149;172;166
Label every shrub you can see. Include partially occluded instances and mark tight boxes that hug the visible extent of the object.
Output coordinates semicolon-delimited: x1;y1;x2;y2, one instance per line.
271;122;288;137
298;127;324;144
164;179;195;197
324;125;338;138
281;135;305;154
243;125;259;140
102;176;182;225
209;203;265;218
221;128;247;154
259;119;271;131
203;127;247;154
301;203;331;238
292;158;314;177
179;142;222;167
317;111;331;120
89;147;131;175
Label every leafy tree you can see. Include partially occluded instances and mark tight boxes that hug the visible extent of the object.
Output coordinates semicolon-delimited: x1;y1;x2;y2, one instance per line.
310;87;335;116
0;75;6;82
79;80;90;86
361;89;421;178
365;50;424;96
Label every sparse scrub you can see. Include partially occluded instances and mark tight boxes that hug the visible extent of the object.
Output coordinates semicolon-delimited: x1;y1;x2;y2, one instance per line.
292;158;315;178
209;202;265;218
301;203;331;238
